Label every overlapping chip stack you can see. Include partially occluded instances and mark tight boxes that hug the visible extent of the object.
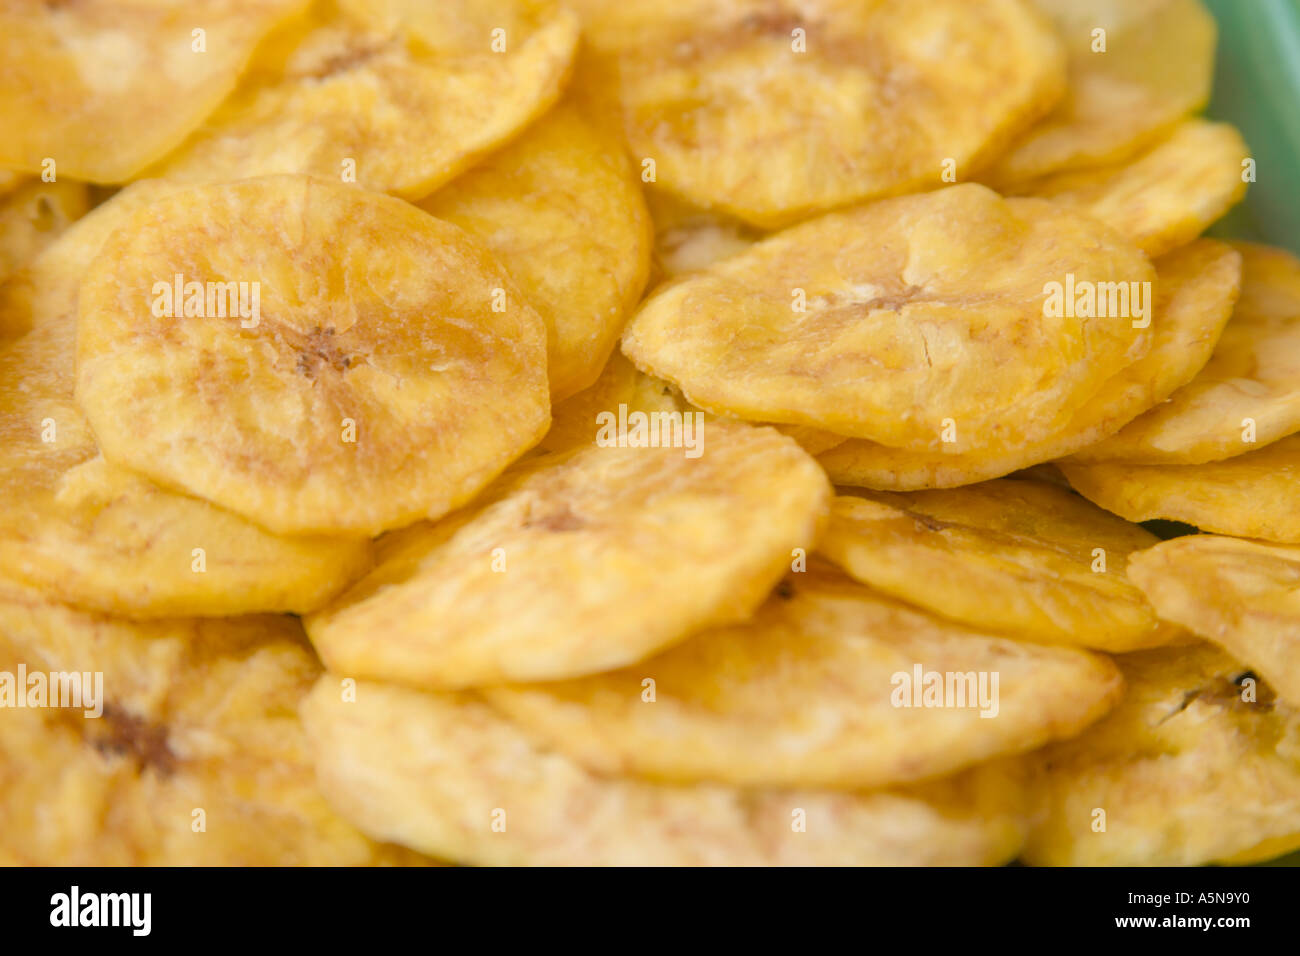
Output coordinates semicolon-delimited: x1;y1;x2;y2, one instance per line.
0;0;1297;866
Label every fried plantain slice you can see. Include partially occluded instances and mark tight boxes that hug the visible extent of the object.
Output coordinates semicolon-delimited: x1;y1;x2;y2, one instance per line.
303;677;1029;865
420;97;653;400
1023;642;1300;866
1128;536;1300;708
1070;242;1300;464
818;239;1240;488
819;484;1180;651
0;0;309;182
0;178;90;286
75;176;550;536
150;0;578;198
307;423;831;688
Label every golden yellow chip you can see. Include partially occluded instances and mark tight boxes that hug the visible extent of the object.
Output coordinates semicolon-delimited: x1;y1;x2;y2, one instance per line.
1128;536;1300;708
420;97;653;400
485;564;1121;790
572;0;1064;227
1072;242;1300;464
1023;642;1300;866
0;582;425;865
303;678;1028;865
150;0;578;198
1014;119;1249;258
75;176;550;536
626;185;1154;449
0;178;89;285
0;0;308;182
1060;433;1300;543
818;239;1241;488
307;423;831;688
985;0;1216;187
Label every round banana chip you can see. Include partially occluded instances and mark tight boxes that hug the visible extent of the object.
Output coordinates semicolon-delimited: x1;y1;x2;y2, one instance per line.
307;423;831;688
1060;434;1300;544
1071;242;1300;465
820;485;1179;652
420;97;653;400
0;185;372;617
986;0;1216;187
75;176;550;536
0;178;90;285
1128;536;1300;709
1014;119;1250;258
0;0;308;182
484;564;1122;790
818;240;1241;489
625;184;1154;449
150;0;578;198
1023;642;1300;866
0;582;425;865
302;678;1028;865
572;0;1064;227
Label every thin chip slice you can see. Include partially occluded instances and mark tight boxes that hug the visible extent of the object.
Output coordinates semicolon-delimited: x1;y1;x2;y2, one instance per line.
0;582;425;865
1071;242;1300;464
985;0;1216;187
75;176;550;536
150;0;578;198
420;97;653;400
1023;642;1300;865
820;484;1180;651
625;184;1154;450
0;184;372;617
303;678;1028;865
1060;433;1300;544
572;0;1064;227
484;564;1121;790
307;423;831;688
0;0;309;182
1128;536;1300;708
819;240;1241;488
1014;119;1250;258
0;178;90;285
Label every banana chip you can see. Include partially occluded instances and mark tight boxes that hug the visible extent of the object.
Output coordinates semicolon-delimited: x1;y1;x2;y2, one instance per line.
626;185;1153;450
1061;434;1300;543
0;0;308;182
75;176;550;536
818;240;1240;488
303;679;1028;865
307;424;831;688
0;185;372;617
1128;536;1300;708
819;484;1179;651
420;97;653;400
0;582;424;865
987;0;1216;186
1024;642;1300;866
1072;242;1300;464
484;565;1122;790
0;178;90;285
572;0;1064;227
1015;120;1249;258
150;0;578;198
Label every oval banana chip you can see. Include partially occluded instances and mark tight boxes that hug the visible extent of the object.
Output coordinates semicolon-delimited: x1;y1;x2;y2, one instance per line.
0;582;425;865
75;176;550;536
307;423;831;688
625;184;1154;449
150;0;578;198
302;678;1028;865
0;0;309;183
1071;242;1300;465
0;185;372;617
484;564;1122;790
1128;536;1300;709
420;97;653;401
1023;642;1300;866
818;239;1241;489
0;178;90;285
